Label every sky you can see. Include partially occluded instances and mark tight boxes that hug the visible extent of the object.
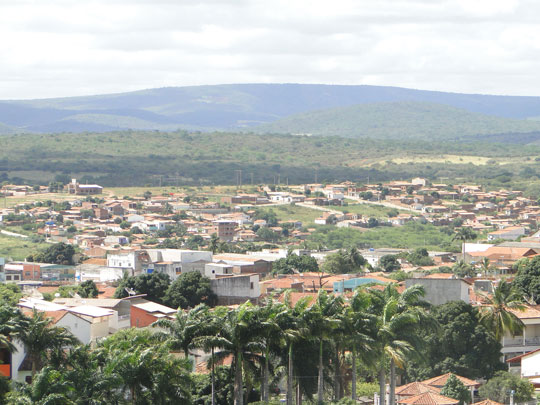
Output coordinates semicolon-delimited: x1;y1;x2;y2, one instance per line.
2;0;540;99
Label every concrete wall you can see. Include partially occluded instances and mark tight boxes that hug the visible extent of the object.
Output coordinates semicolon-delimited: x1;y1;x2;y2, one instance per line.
522;350;540;377
404;278;470;306
211;274;260;304
57;313;92;345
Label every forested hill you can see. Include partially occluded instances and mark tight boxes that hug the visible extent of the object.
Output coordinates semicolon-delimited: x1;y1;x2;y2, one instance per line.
3;83;540;134
255;101;540;140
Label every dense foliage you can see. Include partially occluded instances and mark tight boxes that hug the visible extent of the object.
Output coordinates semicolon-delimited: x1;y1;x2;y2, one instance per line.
404;301;506;381
272;253;319;274
26;242;76;265
478;371;534;404
165;271;217;309
513;256;540;303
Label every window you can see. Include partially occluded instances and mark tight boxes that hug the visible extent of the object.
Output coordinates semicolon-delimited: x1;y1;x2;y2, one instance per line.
250;282;254;290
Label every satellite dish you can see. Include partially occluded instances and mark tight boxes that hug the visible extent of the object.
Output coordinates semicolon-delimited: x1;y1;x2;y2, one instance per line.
54;293;60;297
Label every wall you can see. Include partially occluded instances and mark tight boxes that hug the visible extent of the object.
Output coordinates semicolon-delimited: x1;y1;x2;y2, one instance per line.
404;278;470;306
210;274;260;304
56;313;92;345
522;350;540;378
131;305;158;328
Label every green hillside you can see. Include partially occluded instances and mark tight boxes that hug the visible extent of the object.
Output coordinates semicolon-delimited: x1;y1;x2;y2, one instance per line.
256;101;540;140
4;131;540;194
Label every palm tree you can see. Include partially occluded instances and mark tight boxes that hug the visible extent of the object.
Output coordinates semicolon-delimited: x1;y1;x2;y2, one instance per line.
344;289;376;401
305;290;343;405
369;284;431;405
213;302;261;405
253;297;288;403
478;279;526;341
14;309;79;378
453;227;477;257
0;304;23;354
191;305;230;405
281;290;311;405
152;306;203;358
480;257;491;276
209;233;220;254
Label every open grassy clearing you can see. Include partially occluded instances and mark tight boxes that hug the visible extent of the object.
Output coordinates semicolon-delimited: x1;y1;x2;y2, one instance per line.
0;233;49;261
3;192;79;208
333;202;409;218
256;204;322;224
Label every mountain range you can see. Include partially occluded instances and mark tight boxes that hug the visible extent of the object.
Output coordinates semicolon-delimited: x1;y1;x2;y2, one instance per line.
4;83;540;139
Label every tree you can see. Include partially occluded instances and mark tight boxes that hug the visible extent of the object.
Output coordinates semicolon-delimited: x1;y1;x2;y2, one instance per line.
0;283;22;306
143;191;152;200
479;371;534;404
256;227;280;242
344;289;375;401
441;374;471;405
304;290;343;404
102;328;192;404
78;280;98;298
281;291;311;405
215;303;262;405
513;256;540;303
369;284;432;405
30;242;76;265
405;301;506;381
14;309;80;377
453;227;477;256
209;233;220;254
478;280;525;341
114;272;171;304
120;221;131;229
273;253;319;275
379;255;400;272
165;271;217;309
322;248;367;274
452;261;476;278
404;248;434;266
367;218;379;228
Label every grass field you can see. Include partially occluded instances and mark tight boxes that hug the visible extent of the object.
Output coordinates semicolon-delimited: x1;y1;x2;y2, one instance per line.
0;233;49;261
333;202;407;218
257;204;322;224
3;192;79;208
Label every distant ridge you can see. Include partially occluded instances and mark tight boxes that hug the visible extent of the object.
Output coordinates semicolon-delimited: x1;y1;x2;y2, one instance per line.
254;101;540;140
3;83;540;135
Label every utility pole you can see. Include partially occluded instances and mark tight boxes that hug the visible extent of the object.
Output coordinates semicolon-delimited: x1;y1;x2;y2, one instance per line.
250;172;254;185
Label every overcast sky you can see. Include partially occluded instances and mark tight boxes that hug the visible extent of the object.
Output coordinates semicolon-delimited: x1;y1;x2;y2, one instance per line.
2;0;540;99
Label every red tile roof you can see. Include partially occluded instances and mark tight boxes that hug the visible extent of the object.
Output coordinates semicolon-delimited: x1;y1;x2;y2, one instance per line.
398;392;459;405
422;373;480;388
396;382;441;396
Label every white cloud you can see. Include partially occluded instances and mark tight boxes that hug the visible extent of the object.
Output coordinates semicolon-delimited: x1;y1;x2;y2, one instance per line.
1;0;540;99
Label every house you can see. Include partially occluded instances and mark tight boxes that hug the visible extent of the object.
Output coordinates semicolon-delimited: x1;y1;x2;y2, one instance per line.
487;226;527;241
404;278;470;306
131;301;176;328
397;392;458;405
211;220;237;242
507;348;540;388
210;273;260;305
56;305;114;345
66;179;103;195
500;306;540;362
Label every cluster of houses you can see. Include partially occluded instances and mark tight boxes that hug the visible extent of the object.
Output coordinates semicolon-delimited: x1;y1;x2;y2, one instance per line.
5;179;540;391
